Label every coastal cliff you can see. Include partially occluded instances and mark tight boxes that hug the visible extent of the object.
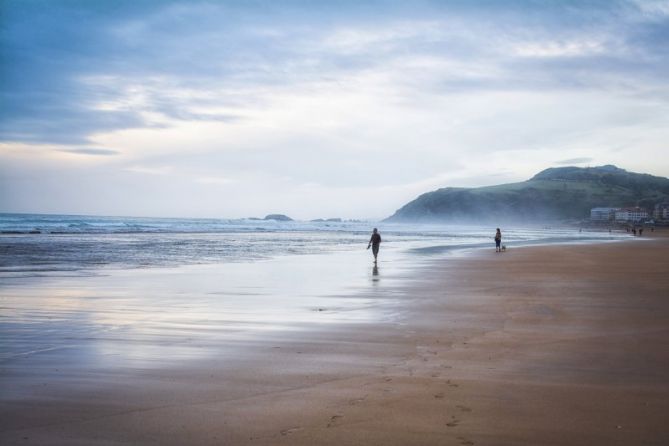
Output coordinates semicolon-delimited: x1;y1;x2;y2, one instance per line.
386;165;669;223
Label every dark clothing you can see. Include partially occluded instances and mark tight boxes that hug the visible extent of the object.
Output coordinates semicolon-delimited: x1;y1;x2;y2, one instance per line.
495;239;501;248
369;232;381;260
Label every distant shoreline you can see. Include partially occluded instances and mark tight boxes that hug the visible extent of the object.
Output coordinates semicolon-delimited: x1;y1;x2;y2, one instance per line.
0;220;631;278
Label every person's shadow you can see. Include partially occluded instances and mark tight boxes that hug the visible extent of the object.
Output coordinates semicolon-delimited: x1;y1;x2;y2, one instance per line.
372;264;379;283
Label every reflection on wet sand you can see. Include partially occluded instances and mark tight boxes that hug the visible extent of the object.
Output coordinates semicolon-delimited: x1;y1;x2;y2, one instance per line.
1;249;413;375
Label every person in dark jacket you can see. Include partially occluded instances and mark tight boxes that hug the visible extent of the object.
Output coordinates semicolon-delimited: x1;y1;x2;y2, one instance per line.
367;228;382;263
495;228;502;252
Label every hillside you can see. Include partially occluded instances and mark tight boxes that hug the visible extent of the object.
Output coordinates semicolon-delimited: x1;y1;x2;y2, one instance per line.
385;165;669;223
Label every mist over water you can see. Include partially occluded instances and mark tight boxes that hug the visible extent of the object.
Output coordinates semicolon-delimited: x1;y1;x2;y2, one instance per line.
0;213;625;276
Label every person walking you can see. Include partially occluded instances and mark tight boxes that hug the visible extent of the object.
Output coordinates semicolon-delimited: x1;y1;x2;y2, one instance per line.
367;228;382;263
495;228;502;252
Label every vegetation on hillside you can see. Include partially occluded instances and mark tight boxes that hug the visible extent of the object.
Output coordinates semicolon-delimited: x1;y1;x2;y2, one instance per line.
385;165;669;223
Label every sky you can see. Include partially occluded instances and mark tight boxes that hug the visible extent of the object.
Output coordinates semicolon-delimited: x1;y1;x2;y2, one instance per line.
1;0;668;220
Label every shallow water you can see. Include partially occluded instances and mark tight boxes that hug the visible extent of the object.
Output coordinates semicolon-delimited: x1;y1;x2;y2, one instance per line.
0;214;627;372
0;213;623;275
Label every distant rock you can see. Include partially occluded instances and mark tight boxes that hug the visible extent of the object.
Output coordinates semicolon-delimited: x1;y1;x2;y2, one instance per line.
310;218;342;222
263;214;293;221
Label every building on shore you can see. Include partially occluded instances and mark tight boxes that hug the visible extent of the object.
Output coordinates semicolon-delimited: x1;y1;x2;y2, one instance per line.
590;207;619;221
615;207;649;222
653;203;669;221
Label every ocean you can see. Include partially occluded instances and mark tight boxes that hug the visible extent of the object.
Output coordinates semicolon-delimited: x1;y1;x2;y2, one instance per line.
0;212;627;372
0;213;623;276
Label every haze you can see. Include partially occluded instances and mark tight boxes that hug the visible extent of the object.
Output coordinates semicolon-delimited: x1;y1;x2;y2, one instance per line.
1;0;668;219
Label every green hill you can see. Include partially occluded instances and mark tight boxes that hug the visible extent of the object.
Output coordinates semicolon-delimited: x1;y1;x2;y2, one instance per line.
385;165;669;223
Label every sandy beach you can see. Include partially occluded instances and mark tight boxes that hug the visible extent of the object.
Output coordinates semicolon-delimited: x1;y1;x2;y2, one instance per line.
2;233;669;445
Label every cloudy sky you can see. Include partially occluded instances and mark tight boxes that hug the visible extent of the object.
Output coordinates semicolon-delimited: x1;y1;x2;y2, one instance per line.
1;0;668;219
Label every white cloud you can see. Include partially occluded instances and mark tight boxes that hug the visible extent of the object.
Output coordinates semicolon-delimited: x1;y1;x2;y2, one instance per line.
195;176;236;185
124;165;173;175
513;39;607;58
632;0;669;18
2;1;668;218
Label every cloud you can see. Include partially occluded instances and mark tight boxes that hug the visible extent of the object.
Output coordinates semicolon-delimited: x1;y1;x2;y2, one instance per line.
632;0;669;18
124;165;173;175
2;0;668;148
512;40;607;58
1;1;668;218
555;157;594;165
195;176;236;185
59;148;120;156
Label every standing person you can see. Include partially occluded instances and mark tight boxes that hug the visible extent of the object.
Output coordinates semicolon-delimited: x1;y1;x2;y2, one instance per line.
495;228;502;252
367;228;382;263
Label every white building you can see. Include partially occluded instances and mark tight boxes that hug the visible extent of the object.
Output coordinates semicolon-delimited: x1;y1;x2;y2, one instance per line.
654;204;669;220
590;207;619;221
615;207;649;222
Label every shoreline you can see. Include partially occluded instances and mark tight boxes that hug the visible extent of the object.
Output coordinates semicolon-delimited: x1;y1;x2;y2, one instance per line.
2;234;668;445
0;225;628;278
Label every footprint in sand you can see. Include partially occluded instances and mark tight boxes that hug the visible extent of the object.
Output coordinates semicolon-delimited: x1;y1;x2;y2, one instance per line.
434;392;445;399
348;396;367;405
447;380;459;388
327;415;343;428
457;436;475;445
280;427;303;436
456;405;472;412
446;415;460;427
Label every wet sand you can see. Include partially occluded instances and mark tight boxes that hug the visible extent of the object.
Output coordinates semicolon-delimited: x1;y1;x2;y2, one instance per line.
2;234;669;445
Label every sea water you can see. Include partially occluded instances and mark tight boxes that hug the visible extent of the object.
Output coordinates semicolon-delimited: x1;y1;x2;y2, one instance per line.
0;213;626;369
0;213;623;275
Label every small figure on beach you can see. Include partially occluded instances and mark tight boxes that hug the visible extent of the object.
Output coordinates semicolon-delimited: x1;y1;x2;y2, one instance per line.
495;228;502;252
639;228;643;236
633;228;637;236
367;228;382;263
